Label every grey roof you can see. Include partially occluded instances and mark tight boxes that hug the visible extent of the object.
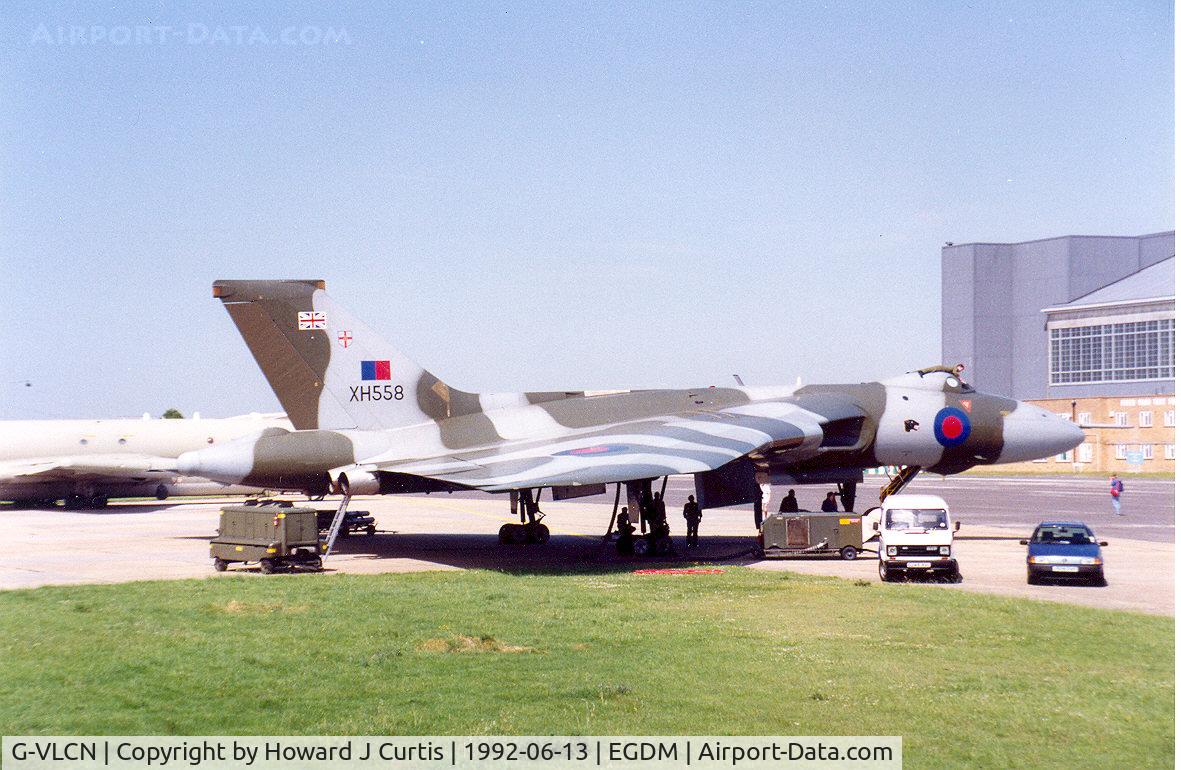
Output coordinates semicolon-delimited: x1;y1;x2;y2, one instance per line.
1046;257;1174;311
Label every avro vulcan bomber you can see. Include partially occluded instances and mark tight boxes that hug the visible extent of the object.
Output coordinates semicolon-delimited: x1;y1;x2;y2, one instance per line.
180;280;1082;541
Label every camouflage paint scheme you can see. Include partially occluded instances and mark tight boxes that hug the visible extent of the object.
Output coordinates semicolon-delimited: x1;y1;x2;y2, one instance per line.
179;281;1083;505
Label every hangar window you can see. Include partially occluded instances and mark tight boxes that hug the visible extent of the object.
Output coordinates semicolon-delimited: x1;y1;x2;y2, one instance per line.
1049;319;1175;385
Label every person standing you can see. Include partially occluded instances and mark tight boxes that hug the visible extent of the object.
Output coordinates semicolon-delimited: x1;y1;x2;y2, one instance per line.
683;495;702;548
652;491;668;532
820;492;839;512
1110;474;1125;516
779;490;799;513
615;507;636;554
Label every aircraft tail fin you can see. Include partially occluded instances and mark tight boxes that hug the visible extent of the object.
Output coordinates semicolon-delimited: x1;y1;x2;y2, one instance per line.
212;280;479;431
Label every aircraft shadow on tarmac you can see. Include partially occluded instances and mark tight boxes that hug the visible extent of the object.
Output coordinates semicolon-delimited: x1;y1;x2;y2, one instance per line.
310;532;789;575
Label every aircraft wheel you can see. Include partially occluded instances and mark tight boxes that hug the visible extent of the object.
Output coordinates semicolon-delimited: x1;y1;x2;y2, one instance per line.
509;525;528;545
530;523;550;544
213;558;228;572
498;524;514;544
89;496;108;509
365;524;376;536
633;538;651;557
653;535;672;555
309;556;323;571
840;546;858;561
259;559;276;574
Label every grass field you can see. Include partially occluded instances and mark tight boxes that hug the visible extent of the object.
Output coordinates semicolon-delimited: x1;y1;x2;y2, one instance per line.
0;568;1172;769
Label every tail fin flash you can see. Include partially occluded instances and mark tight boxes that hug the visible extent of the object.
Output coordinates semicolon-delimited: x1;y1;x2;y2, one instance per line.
212;280;477;430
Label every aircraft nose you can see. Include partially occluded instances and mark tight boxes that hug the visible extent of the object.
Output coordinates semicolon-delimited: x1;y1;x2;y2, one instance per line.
997;402;1084;463
178;440;254;482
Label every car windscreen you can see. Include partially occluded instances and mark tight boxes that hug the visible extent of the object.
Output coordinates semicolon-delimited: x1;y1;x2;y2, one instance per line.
884;508;948;530
1033;525;1094;544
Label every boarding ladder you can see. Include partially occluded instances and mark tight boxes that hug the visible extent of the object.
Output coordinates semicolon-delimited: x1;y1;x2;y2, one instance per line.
322;492;352;558
878;465;921;502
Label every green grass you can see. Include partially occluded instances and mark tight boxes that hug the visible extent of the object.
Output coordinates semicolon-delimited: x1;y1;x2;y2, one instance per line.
0;569;1172;769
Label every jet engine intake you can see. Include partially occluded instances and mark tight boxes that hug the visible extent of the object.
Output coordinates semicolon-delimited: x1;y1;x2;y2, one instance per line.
332;467;381;496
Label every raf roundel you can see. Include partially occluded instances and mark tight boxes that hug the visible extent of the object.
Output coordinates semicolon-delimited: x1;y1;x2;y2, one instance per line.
555;444;631;457
933;406;971;447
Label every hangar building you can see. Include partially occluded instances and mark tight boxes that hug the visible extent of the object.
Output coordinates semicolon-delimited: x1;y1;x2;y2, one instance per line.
942;231;1175;474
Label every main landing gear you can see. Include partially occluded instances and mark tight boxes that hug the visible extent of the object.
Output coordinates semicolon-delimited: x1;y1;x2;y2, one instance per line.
499;489;550;545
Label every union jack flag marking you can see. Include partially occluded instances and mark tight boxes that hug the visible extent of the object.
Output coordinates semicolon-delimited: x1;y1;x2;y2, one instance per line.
297;311;326;330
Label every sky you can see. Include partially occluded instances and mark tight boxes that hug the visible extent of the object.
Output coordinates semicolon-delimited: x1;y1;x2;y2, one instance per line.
0;1;1173;419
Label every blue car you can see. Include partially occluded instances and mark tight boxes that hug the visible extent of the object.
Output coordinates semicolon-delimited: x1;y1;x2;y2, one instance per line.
1021;521;1108;586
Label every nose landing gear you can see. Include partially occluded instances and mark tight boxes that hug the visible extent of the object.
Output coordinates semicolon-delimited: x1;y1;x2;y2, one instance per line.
498;489;550;545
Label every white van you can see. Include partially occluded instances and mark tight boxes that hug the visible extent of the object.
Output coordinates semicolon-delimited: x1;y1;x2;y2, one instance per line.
873;493;961;582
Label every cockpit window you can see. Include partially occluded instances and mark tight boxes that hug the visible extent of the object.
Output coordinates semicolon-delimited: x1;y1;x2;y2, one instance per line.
944;375;975;393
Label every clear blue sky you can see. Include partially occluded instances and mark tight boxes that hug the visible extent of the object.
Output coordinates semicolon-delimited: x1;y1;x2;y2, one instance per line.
1;1;1173;418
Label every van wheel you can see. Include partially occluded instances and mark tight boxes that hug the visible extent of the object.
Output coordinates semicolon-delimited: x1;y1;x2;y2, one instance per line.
213;558;228;572
840;546;858;560
878;561;892;582
259;559;275;574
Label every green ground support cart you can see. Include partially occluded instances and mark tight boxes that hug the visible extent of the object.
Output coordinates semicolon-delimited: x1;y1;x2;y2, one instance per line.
210;502;325;573
760;512;866;560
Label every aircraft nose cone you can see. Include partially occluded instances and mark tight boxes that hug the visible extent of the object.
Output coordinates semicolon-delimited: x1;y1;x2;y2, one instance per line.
998;402;1084;463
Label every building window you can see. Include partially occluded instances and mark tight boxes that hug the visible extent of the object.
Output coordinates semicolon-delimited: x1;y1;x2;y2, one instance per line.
1056;450;1073;462
1115;444;1127;460
1143;444;1154;459
1049;318;1175;384
1114;412;1129;426
1078;411;1092;425
1167;444;1175;460
1139;411;1154;427
1166;410;1175;427
1078;443;1093;463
